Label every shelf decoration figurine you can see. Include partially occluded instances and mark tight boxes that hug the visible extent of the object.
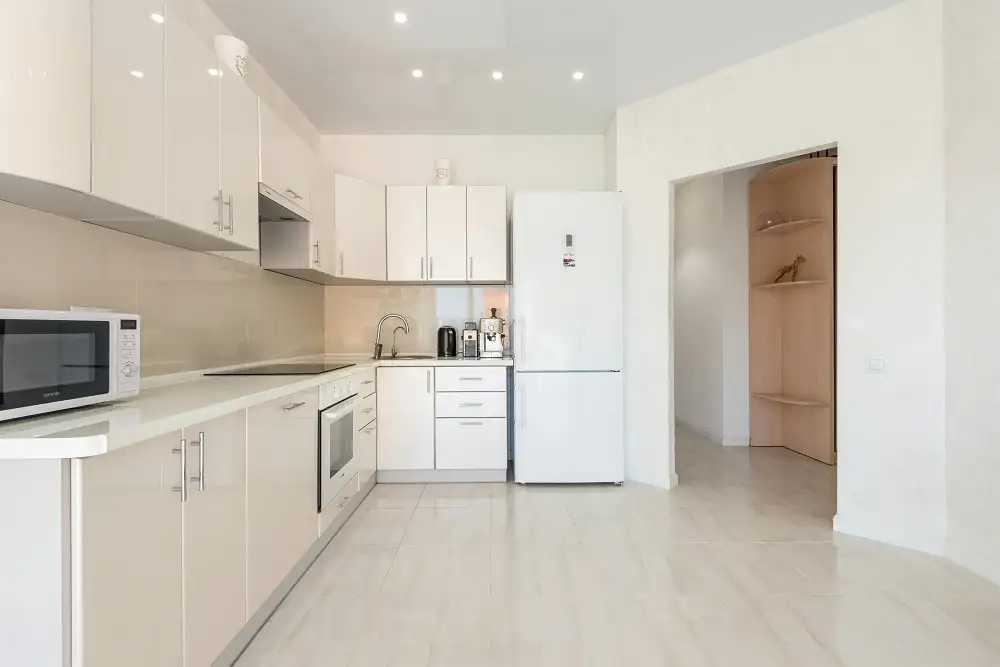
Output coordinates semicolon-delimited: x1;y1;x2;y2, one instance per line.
756;210;788;232
773;254;806;284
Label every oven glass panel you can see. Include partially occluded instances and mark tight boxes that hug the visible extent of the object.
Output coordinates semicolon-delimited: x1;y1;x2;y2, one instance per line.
328;409;354;479
0;319;111;413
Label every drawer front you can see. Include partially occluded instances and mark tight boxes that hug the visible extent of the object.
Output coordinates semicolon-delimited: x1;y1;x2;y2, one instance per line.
353;368;377;397
319;473;360;534
435;366;506;392
435;418;508;470
435;391;507;418
355;392;377;430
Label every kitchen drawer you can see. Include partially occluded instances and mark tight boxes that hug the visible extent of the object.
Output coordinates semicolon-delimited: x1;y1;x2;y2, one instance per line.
435;366;506;392
353;367;377;397
435;418;508;470
435;391;507;418
355;392;377;430
320;472;360;535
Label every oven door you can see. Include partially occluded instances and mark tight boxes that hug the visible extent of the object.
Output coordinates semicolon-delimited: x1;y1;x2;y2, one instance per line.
319;394;357;512
0;315;113;422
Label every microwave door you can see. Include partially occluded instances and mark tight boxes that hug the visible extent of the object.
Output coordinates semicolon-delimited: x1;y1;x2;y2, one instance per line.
319;396;356;512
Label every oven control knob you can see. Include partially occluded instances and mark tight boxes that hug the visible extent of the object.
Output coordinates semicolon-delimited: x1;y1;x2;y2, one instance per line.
121;362;136;378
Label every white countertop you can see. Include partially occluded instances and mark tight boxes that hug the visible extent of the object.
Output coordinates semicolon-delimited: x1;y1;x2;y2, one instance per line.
0;354;512;460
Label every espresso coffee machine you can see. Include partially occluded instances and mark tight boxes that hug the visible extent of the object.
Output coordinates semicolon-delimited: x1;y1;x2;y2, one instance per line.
478;308;505;359
462;321;479;358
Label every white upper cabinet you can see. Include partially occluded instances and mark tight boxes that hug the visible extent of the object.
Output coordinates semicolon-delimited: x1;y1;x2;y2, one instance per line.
426;186;468;281
386;186;427;281
0;0;91;192
218;66;260;250
91;0;165;217
334;174;387;281
466;186;508;282
259;100;311;214
164;12;221;239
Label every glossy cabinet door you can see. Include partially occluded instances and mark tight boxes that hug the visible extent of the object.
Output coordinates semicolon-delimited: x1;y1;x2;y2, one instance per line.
0;0;91;192
376;367;435;470
466;186;508;282
426;186;468;281
182;411;247;667
246;391;318;617
76;432;183;667
386;186;427;281
91;0;165;217
356;421;377;487
335;174;387;281
310;160;339;273
164;13;221;237
219;66;259;250
436;418;508;469
259;100;311;212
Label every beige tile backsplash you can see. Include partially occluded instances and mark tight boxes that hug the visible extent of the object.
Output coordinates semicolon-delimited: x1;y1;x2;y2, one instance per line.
0;202;325;376
325;285;509;355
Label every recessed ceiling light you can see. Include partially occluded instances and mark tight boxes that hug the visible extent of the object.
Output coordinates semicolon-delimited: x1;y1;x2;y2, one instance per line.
572;71;584;81
412;69;423;78
130;70;144;79
150;12;164;23
394;11;408;24
492;71;503;81
208;68;221;77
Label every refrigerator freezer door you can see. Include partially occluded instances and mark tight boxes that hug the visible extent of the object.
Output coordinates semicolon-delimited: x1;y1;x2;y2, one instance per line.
514;372;624;483
512;192;623;372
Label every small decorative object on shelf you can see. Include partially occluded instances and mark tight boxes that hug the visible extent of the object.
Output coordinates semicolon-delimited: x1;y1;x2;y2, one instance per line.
756;210;788;232
773;254;806;284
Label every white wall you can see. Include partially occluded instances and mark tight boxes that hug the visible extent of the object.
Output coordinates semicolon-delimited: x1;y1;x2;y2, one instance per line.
617;0;947;554
674;175;725;441
321;135;605;194
943;0;1000;584
604;117;619;190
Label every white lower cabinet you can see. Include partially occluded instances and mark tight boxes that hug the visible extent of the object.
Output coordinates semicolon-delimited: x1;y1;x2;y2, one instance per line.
435;418;508;470
246;391;318;617
377;367;435;470
181;411;247;667
76;432;184;667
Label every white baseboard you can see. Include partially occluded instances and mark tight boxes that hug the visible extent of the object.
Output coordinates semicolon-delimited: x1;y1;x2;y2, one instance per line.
833;512;945;557
722;434;750;447
675;419;723;445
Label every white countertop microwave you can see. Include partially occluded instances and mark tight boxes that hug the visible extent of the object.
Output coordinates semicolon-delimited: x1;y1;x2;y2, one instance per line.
0;309;140;423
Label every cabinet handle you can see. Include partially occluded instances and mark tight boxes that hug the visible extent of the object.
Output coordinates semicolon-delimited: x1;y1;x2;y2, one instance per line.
284;188;302;200
469;256;474;280
282;401;306;412
171;439;188;502
426;370;431;393
224;194;234;235
420;257;425;280
339;252;345;276
429;257;434;279
459;377;483;382
361;380;374;386
361;407;374;415
313;241;321;266
459;421;484;426
189;431;206;491
213;190;223;231
459;402;483;408
364;425;377;434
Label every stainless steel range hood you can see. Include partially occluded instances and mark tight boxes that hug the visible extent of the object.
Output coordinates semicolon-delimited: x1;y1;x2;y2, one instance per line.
258;183;310;222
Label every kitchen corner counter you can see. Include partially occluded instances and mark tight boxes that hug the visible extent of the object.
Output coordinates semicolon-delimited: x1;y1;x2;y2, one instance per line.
0;355;513;460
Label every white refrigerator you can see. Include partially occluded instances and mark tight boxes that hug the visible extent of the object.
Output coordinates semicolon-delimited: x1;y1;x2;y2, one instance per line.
512;191;624;484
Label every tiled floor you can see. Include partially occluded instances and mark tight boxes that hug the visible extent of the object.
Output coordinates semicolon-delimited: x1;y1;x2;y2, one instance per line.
235;426;1000;666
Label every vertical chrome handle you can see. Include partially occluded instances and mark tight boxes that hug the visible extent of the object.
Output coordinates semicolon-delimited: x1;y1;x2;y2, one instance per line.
429;257;434;279
339;252;345;276
313;241;321;266
189;432;205;491
420;257;425;280
469;256;474;280
172;439;188;502
213;190;223;231
226;195;234;235
426;369;431;393
284;188;302;200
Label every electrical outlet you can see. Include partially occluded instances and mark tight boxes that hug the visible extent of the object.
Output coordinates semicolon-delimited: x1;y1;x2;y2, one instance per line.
866;356;886;373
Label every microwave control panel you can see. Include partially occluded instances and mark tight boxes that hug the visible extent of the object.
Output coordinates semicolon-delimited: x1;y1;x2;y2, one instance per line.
117;318;141;396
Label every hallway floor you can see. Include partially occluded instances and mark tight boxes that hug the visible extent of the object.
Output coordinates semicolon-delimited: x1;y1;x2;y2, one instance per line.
236;426;1000;666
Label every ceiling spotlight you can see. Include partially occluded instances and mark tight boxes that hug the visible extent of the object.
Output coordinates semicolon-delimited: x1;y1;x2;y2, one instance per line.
572;71;584;81
150;12;164;23
492;71;503;81
412;69;423;78
394;11;408;24
130;70;145;79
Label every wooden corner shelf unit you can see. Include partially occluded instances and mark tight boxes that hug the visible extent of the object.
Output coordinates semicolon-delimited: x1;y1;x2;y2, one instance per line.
748;157;835;465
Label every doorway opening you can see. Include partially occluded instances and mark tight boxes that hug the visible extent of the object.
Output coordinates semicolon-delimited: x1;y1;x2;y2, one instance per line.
672;149;837;522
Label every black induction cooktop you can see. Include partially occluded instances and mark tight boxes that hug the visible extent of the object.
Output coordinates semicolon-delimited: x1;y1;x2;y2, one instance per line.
205;363;355;376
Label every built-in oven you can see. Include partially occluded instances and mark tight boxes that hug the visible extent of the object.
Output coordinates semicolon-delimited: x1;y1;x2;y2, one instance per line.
0;309;140;423
318;378;357;512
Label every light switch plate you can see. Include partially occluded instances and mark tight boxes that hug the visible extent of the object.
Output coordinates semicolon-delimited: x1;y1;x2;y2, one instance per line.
866;356;886;373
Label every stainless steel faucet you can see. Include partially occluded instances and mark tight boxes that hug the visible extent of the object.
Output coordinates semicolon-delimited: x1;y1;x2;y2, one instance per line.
373;314;409;359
